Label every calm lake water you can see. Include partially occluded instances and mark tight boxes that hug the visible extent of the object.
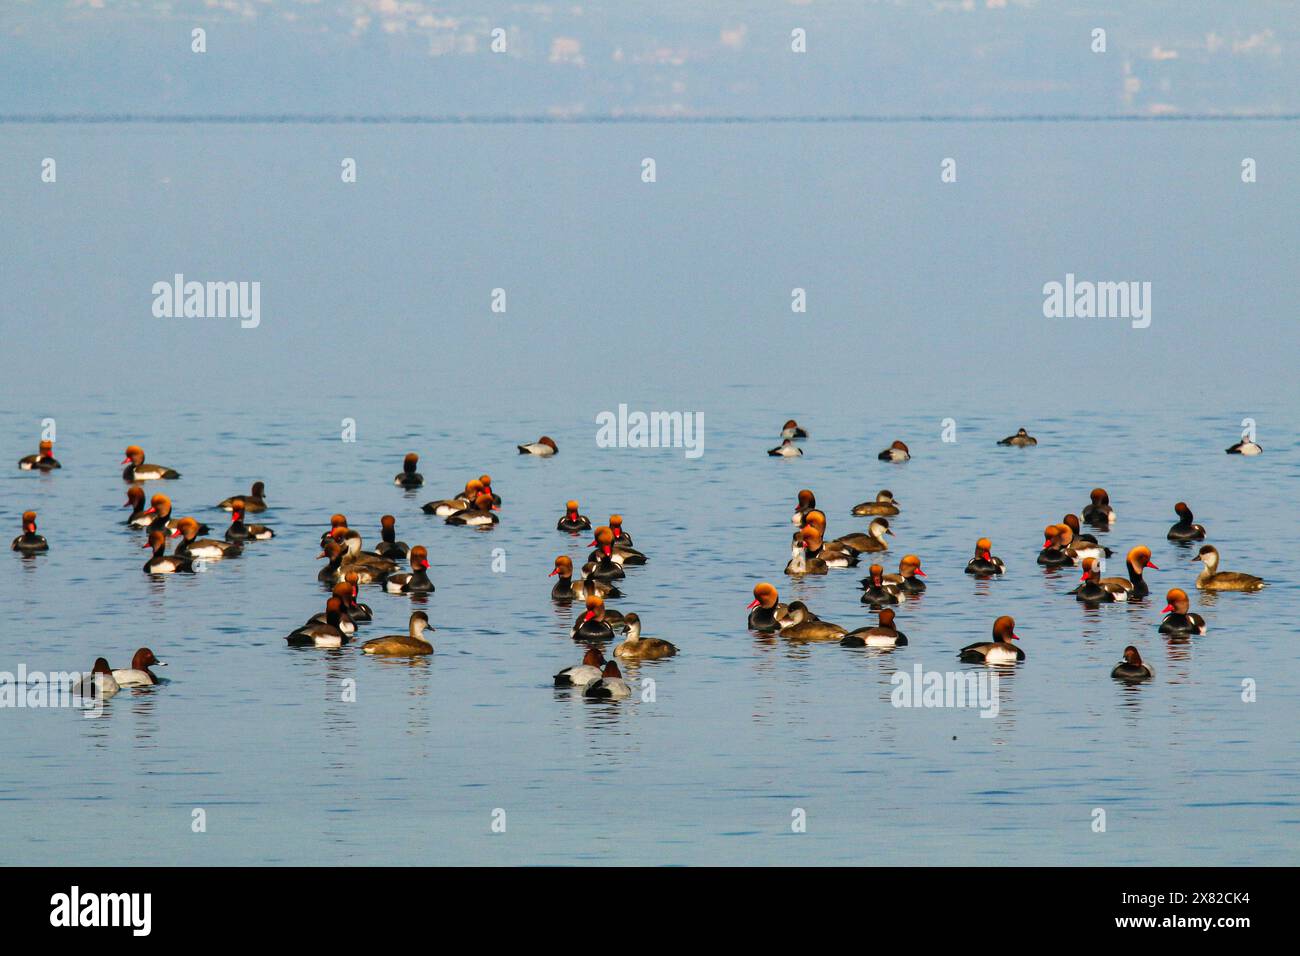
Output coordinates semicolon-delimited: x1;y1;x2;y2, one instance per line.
1;122;1296;865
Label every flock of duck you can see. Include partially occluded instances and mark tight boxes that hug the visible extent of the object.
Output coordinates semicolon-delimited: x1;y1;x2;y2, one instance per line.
753;421;1267;681
12;420;1266;698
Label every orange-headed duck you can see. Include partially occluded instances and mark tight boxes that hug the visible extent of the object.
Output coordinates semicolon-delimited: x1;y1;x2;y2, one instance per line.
959;616;1023;664
1060;514;1112;559
851;490;899;516
172;517;241;560
583;660;631;699
614;613;678;660
554;646;606;687
1167;502;1207;542
19;439;60;471
225;499;274;542
374;515;410;560
785;527;829;575
11;511;48;553
1111;646;1154;682
1193;545;1264;591
287;598;349;648
320;514;350;546
609;514;638;551
341;571;374;620
308;582;364;632
124;486;151;526
478;474;501;507
1037;525;1070;566
446;493;499;527
791;489;817;525
1081;488;1115;528
143;494;208;536
218;481;267;512
550;556;621;601
964;538;1004;576
394;452;424;488
572;594;617;642
385;545;435;594
768;438;803;457
883;554;927;593
557;500;591;533
518;436;558;456
121;445;179;481
422;480;481;517
363;611;435;656
841;607;908;648
997;428;1037;447
582;528;626;581
860;563;903;606
781;419;808;440
1097;546;1157;599
142;530;194;574
112;648;166;687
1159;588;1207;635
878;440;910;462
747;582;789;632
1072;557;1116;603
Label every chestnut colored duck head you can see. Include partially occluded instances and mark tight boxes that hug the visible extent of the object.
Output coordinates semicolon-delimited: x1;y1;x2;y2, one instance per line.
121;445;146;466
1162;588;1190;614
550;555;574;578
992;615;1018;643
748;581;780;610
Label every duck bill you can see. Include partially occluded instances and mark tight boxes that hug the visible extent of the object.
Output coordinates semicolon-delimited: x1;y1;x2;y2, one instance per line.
1161;604;1173;613
746;599;760;609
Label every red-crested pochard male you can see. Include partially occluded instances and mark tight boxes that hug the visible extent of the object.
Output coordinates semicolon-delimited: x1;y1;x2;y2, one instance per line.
768;438;803;457
286;598;349;648
478;474;501;507
959;616;1023;664
572;594;617;642
121;445;180;481
422;480;481;517
883;555;927;593
11;510;48;553
1072;558;1116;603
878;440;910;462
1167;502;1207;542
791;489;817;525
446;493;499;527
124;486;151;526
307;582;363;633
581;528;626;581
112;648;167;686
841;607;908;648
394;452;424;488
218;481;267;512
614;613;678;660
557;500;591;532
851;490;899;516
997;428;1037;447
747;582;789;632
1193;545;1265;591
550;556;621;601
583;661;631;699
225;499;274;542
518;436;558;456
608;514;637;551
374;515;410;560
554;646;606;687
1111;646;1154;682
385;545;435;594
18;439;60;470
964;538;1004;576
1159;588;1207;635
362;611;435;656
1097;546;1157;599
785;527;830;576
859;563;903;606
142;530;194;574
172;516;240;560
142;494;208;536
1060;514;1112;559
781;419;808;440
1081;488;1115;528
1037;525;1070;567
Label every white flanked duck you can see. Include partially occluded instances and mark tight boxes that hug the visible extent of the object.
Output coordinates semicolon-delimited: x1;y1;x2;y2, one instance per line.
958;616;1024;664
840;607;908;648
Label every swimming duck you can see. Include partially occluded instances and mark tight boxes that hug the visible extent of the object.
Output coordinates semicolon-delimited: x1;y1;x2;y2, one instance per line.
374;515;410;560
1071;558;1116;603
1060;514;1112;558
798;513;859;567
851;490;900;516
883;555;927;593
1167;502;1207;542
317;539;349;583
832;517;892;554
341;572;374;621
335;530;400;579
572;594;617;642
172;517;241;560
320;514;350;546
142;530;194;574
225;500;274;542
997;428;1037;447
446;493;499;527
860;563;903;606
791;489;817;525
1159;588;1207;635
841;607;908;648
583;661;632;699
112;648;166;687
550;556;621;601
422;480;481;516
362;611;435;656
11;511;48;553
394;452;424;488
964;538;1004;576
73;659;119;700
614;613;678;660
608;515;640;554
218;481;267;512
478;475;502;507
747;582;789;632
557;500;591;532
518;436;558;456
121;445;180;481
1081;488;1115;528
286;598;350;648
18;439;60;470
140;493;204;536
1193;545;1265;591
581;528;626;581
768;439;803;457
1096;546;1157;600
878;440;910;462
958;616;1023;664
384;545;435;594
554;646;606;687
778;603;848;642
1225;438;1262;455
785;527;830;575
124;486;151;526
1037;525;1071;566
1110;646;1154;682
781;419;808;440
307;583;363;633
